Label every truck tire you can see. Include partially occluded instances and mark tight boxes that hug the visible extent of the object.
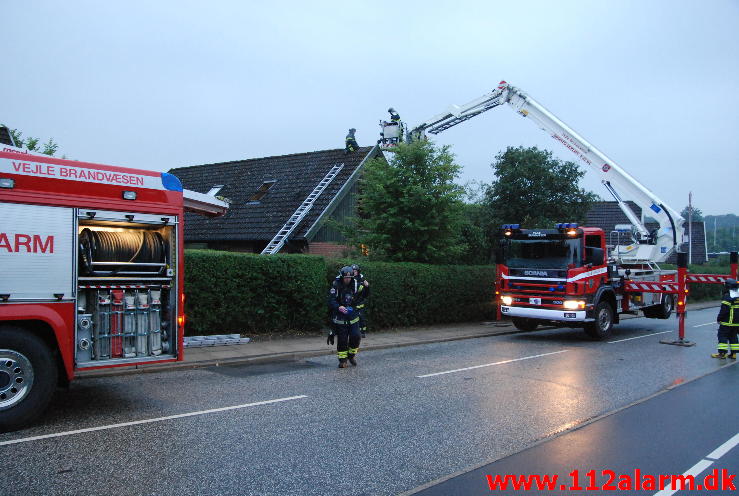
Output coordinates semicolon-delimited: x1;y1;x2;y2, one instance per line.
655;295;674;319
584;301;614;340
643;295;674;319
512;318;539;332
0;326;58;432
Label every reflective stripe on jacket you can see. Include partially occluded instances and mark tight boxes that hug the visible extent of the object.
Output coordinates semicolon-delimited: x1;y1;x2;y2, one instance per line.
718;297;739;326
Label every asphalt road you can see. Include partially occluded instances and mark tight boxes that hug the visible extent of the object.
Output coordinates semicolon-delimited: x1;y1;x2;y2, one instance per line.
0;308;734;496
410;360;739;496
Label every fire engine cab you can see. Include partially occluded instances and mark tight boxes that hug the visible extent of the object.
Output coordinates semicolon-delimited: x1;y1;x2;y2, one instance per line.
496;223;675;339
0;141;225;431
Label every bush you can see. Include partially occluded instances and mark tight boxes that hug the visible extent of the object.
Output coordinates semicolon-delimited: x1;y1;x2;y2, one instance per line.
184;250;325;335
184;250;498;336
326;259;497;329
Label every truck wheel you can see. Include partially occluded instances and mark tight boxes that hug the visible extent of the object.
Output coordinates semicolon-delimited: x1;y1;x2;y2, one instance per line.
643;295;674;319
655;295;674;319
512;318;539;332
584;302;614;340
0;326;58;432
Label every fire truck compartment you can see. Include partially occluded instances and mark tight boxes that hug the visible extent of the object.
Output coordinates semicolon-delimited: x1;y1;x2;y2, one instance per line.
75;210;178;367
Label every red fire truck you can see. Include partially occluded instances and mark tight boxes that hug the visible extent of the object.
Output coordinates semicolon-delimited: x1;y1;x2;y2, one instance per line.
0;143;226;431
380;82;738;340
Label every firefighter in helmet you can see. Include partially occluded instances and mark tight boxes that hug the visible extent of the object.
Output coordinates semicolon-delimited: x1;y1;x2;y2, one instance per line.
351;263;370;337
344;128;359;155
327;266;366;367
388;107;401;123
712;278;739;359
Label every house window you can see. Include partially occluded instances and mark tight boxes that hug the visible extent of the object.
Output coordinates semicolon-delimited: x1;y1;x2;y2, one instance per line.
207;185;225;196
248;181;276;202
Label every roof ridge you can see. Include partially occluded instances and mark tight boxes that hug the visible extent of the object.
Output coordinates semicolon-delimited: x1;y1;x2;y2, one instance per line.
171;146;372;172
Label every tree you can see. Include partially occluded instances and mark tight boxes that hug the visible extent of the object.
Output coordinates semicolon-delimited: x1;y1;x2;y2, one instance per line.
681;205;704;222
483;146;598;229
354;141;466;263
6;127;59;156
457;201;494;264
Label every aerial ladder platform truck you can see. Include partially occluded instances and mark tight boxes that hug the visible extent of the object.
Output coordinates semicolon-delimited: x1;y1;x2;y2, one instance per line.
379;82;738;340
0;136;227;431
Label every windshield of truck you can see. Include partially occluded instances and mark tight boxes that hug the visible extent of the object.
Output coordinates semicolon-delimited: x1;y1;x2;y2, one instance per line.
504;238;582;269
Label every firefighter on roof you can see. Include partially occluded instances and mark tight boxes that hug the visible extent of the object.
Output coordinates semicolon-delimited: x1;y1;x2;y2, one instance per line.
328;266;365;368
344;128;359;154
712;278;739;359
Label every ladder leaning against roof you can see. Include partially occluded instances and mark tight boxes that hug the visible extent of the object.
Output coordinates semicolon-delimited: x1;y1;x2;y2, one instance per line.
260;162;345;255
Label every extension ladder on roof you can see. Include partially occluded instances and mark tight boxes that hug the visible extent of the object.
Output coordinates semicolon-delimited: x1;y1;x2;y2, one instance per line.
260;162;345;255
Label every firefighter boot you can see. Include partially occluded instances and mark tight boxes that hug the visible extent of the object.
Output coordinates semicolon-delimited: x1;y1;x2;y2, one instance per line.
348;355;357;366
728;353;737;360
338;359;348;368
711;352;727;359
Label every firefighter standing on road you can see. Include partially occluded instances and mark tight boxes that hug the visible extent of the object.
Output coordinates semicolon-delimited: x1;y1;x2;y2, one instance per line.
328;266;366;368
352;264;370;337
712;278;739;359
344;128;359;155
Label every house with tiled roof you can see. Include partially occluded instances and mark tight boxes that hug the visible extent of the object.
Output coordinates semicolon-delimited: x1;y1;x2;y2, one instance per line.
169;146;382;256
586;201;707;264
0;125;14;146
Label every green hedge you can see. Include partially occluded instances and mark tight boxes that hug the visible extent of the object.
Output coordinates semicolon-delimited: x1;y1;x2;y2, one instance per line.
184;250;326;335
326;260;497;328
183;250;497;335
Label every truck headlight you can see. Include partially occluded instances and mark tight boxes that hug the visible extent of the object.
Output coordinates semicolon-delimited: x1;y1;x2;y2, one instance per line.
501;296;513;305
563;300;585;310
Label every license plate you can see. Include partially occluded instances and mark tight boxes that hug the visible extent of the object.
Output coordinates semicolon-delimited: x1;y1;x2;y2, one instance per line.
529;298;541;305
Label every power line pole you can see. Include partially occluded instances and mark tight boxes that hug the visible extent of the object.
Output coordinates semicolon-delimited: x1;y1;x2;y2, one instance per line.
688;192;693;265
714;217;717;252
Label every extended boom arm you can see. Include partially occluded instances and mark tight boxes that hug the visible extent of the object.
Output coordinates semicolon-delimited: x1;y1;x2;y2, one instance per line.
399;81;685;263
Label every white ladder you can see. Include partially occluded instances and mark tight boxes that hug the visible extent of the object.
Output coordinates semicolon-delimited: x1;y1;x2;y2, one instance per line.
261;163;345;255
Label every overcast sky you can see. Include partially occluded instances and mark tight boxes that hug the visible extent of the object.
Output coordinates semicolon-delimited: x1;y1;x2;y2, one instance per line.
3;1;738;215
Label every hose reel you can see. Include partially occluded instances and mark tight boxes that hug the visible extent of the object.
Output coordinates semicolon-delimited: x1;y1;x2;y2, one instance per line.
79;228;168;276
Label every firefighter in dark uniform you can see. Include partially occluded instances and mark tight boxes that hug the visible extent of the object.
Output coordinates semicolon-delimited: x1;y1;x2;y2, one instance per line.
328;266;366;368
712;278;739;359
352;264;370;337
344;128;359;155
388;107;401;123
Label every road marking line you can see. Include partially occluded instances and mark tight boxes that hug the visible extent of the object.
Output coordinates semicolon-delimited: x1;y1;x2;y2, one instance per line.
652;459;714;496
652;431;739;496
706;431;739;459
607;331;672;343
416;350;568;378
0;395;308;447
693;322;716;328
